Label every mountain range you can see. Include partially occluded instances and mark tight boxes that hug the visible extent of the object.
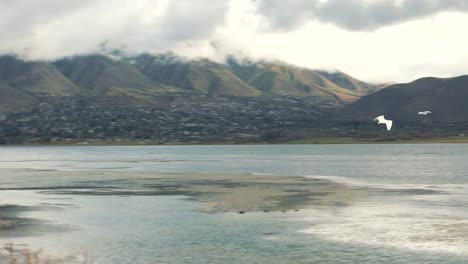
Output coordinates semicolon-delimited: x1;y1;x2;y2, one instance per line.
1;52;467;126
0;53;379;114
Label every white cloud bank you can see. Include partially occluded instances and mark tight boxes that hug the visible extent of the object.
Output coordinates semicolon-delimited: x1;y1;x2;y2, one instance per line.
1;0;468;83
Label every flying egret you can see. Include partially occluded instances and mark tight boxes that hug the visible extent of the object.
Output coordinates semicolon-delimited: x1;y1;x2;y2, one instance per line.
374;115;393;131
418;111;432;115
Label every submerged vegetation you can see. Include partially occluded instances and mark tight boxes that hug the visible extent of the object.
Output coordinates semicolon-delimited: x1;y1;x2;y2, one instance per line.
2;245;93;264
1;230;92;263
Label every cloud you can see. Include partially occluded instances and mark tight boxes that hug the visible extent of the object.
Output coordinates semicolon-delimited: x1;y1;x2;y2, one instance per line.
158;0;228;41
1;0;468;82
211;9;468;83
0;0;95;54
254;0;468;31
0;0;229;59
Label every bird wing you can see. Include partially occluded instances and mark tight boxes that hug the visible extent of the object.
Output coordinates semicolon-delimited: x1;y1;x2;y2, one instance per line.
419;111;432;115
375;115;385;122
386;120;393;131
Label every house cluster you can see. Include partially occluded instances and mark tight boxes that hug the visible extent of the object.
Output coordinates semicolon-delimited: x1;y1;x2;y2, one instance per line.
0;95;323;144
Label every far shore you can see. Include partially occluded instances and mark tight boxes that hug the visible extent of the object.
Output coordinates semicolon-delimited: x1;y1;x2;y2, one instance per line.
286;136;468;144
1;135;468;147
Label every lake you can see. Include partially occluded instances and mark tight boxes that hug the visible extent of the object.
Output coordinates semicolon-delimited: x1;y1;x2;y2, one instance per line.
1;144;468;263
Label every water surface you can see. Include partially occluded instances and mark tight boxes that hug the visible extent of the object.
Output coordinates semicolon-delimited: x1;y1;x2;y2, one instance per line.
1;144;468;263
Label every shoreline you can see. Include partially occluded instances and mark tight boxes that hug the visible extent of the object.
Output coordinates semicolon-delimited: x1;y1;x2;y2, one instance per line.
287;136;468;144
1;136;468;147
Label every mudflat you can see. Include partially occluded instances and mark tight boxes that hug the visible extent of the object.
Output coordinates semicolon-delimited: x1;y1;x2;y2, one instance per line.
0;169;363;214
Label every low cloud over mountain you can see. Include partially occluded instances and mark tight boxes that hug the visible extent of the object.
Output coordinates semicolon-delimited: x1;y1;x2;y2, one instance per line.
1;0;468;82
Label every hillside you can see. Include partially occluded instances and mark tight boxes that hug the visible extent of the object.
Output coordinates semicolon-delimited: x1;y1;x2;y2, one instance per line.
315;70;381;96
226;57;375;103
0;82;37;114
0;55;79;96
54;55;182;98
128;54;378;101
339;75;468;122
127;54;260;96
0;53;379;114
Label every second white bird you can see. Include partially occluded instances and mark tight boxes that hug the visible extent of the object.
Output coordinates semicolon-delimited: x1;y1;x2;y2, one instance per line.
418;111;432;115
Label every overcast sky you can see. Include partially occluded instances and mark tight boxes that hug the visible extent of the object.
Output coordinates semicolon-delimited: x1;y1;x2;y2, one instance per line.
1;0;468;83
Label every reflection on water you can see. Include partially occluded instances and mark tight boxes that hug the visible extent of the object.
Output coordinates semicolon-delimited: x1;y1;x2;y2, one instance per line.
300;197;468;254
1;144;468;263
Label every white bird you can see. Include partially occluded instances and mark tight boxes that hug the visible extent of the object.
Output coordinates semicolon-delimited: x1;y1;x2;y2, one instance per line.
374;115;393;131
418;111;432;115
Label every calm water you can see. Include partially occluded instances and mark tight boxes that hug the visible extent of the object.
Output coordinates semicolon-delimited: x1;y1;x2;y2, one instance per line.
1;144;468;263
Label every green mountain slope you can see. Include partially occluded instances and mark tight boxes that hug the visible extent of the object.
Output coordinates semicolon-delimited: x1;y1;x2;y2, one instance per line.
54;55;181;98
226;57;374;104
0;52;381;114
316;70;380;95
127;54;260;96
0;55;79;96
0;82;37;114
129;54;378;103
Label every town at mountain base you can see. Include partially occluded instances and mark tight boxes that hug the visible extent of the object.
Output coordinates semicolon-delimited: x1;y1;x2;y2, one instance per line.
0;53;467;144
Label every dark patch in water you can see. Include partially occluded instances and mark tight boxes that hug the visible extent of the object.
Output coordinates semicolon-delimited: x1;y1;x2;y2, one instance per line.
44;189;189;196
0;204;73;237
96;167;133;170
38;202;74;207
0;185;120;191
376;188;442;195
143;184;184;190
73;179;131;184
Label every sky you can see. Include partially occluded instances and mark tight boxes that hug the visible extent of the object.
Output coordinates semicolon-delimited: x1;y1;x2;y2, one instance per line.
1;0;468;83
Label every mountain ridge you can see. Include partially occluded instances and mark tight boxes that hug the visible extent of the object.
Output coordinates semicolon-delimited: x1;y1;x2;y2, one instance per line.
0;52;379;114
0;55;80;96
339;74;468;123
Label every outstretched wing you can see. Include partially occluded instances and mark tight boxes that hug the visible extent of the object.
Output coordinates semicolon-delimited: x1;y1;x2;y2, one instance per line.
374;115;385;123
418;111;432;115
386;120;393;131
